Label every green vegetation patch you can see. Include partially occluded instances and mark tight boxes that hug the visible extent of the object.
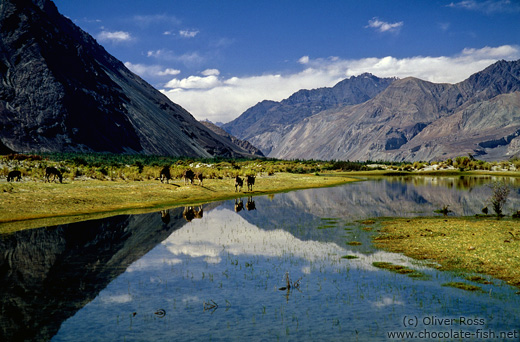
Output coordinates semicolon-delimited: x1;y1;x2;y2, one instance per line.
347;241;362;246
372;261;429;279
442;282;483;292
374;217;520;288
341;255;359;260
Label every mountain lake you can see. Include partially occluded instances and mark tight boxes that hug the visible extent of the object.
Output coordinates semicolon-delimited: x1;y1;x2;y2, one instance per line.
1;175;520;341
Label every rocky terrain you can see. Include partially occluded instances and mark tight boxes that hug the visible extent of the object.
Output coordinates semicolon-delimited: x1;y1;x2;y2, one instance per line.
222;73;396;155
225;60;520;162
199;120;264;157
0;0;253;158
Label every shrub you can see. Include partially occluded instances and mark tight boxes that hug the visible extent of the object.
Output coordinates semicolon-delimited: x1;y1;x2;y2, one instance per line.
488;181;510;217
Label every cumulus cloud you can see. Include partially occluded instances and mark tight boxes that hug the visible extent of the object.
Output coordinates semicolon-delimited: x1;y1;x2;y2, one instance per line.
159;45;520;123
201;69;220;76
164;75;221;89
366;17;403;33
97;30;132;43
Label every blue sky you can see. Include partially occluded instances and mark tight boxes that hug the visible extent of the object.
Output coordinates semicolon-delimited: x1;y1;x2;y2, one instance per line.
53;0;520;123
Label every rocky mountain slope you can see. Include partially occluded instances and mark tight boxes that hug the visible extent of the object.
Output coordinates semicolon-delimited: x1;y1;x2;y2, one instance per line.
199;120;264;157
227;59;520;161
222;73;396;155
0;0;252;157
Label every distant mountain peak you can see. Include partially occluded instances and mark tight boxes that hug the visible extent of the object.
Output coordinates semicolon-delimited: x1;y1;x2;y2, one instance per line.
227;59;520;162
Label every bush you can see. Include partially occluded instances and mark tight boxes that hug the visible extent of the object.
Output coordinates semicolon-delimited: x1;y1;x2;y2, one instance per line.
488;181;510;217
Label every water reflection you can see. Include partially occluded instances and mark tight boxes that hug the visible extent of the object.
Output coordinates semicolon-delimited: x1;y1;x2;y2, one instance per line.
182;206;204;222
0;176;519;341
0;208;190;342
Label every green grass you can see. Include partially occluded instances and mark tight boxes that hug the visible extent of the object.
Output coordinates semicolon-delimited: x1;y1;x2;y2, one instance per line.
442;282;484;292
374;217;520;288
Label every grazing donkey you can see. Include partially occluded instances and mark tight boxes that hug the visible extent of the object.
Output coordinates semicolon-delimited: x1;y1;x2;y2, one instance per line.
234;175;243;192
45;167;63;183
195;172;203;186
246;175;255;191
159;166;171;183
7;170;22;182
183;169;195;185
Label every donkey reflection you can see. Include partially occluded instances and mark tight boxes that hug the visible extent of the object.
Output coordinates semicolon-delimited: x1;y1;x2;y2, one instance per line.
160;210;170;224
183;206;203;222
234;198;244;212
246;196;256;211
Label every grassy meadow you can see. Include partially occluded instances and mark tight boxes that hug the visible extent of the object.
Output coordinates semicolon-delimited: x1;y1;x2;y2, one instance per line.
374;217;520;289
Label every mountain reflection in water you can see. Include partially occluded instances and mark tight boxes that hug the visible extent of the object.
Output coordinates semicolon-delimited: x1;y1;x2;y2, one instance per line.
0;176;519;341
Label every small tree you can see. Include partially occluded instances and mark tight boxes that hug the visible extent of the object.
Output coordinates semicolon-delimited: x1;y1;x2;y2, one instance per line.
488;181;510;217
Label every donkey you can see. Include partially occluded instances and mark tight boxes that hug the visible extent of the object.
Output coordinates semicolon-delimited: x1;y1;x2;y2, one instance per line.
246;175;255;191
45;167;63;183
183;169;195;185
159;166;171;183
234;175;243;192
195;172;203;186
7;170;22;182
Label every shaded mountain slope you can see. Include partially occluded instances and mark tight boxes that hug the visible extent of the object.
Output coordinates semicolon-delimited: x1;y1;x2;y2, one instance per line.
0;0;252;157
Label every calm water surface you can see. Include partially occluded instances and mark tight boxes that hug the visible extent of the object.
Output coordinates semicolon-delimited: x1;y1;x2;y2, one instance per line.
1;176;520;341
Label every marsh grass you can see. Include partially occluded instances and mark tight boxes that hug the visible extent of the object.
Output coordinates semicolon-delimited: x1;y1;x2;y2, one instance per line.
374;217;520;288
442;282;484;292
372;261;429;279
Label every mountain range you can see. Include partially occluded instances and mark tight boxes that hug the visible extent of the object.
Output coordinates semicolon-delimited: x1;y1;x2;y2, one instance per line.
0;0;253;158
224;60;520;162
2;0;519;162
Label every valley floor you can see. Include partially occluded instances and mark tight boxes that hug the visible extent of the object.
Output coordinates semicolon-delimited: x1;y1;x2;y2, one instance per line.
0;172;357;233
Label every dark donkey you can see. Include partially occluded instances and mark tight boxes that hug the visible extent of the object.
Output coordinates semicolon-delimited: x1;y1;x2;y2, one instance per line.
234;175;243;192
45;166;63;183
183;169;195;185
159;166;171;183
7;170;22;182
246;175;255;191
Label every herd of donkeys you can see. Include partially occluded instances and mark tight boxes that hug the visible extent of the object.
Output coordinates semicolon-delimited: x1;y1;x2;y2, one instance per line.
6;165;256;192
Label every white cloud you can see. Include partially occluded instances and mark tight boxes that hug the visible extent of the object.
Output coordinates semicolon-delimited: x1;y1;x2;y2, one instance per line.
179;29;199;38
97;30;132;43
124;62;180;78
298;56;310;64
201;69;220;76
161;45;520;123
164;75;221;89
366;17;403;33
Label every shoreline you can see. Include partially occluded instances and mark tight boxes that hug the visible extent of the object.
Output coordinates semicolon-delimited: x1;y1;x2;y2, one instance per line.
0;172;358;233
